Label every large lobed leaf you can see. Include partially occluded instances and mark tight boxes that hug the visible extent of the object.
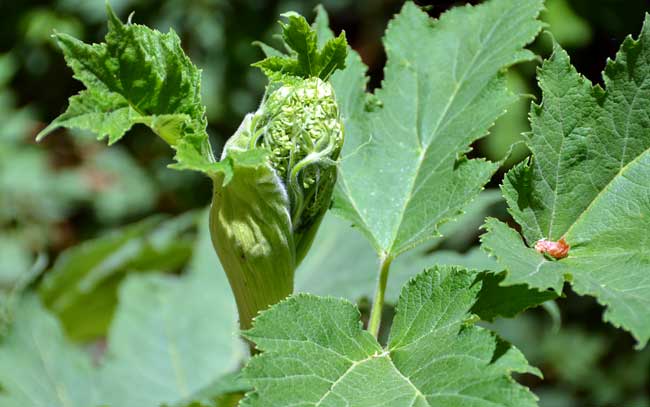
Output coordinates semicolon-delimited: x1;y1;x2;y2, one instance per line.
36;5;221;175
482;17;650;348
304;0;555;325
331;0;543;260
242;266;540;406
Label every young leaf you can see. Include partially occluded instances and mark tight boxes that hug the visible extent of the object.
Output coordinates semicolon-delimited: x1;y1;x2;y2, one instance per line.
242;266;539;406
481;18;650;348
331;0;543;260
36;5;222;176
280;11;318;76
316;32;347;80
253;12;346;80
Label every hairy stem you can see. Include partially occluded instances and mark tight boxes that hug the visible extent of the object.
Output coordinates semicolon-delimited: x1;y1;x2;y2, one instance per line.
368;254;393;338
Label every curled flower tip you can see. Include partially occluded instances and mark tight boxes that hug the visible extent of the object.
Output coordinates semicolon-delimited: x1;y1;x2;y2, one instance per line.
535;237;570;259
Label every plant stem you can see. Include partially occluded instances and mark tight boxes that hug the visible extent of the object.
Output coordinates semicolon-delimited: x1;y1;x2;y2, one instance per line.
368;254;393;338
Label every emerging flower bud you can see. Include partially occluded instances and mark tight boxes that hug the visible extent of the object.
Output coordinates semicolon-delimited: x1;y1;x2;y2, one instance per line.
253;78;343;261
211;77;344;332
209;11;347;335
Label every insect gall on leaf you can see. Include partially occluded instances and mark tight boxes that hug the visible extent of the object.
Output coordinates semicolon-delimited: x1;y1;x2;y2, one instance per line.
534;238;570;259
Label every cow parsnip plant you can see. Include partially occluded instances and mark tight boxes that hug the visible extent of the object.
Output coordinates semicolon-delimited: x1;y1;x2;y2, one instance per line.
2;0;647;405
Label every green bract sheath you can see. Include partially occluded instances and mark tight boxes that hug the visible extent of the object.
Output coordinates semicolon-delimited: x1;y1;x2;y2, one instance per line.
211;78;344;330
209;150;295;332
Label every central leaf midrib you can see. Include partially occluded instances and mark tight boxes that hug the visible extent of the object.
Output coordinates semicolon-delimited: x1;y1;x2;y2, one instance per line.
545;98;570;239
386;9;506;255
565;144;650;239
314;350;432;406
162;306;189;398
31;326;80;407
72;42;157;124
542;68;649;241
314;352;386;406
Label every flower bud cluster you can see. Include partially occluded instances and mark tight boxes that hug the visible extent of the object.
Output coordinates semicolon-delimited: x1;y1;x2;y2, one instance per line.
245;77;343;232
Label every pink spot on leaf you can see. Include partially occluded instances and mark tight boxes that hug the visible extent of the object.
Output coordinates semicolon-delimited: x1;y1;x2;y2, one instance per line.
535;238;569;259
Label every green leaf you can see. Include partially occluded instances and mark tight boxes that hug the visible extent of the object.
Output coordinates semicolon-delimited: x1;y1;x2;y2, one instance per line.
332;0;543;260
434;189;504;251
316;32;347;80
0;295;99;407
97;212;245;407
280;11;318;76
36;5;222;176
242;267;539;406
0;233;32;289
541;0;592;48
0;212;243;407
296;214;554;322
481;71;531;168
312;5;333;47
169;373;249;407
39;214;195;341
251;56;300;78
481;19;650;347
252;11;346;80
296;191;502;303
471;271;557;322
481;218;567;292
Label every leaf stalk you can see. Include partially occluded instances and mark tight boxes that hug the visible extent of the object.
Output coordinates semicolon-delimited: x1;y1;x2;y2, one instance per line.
368;254;393;338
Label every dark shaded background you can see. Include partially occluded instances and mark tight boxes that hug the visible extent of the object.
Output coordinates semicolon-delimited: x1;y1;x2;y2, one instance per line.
1;1;649;406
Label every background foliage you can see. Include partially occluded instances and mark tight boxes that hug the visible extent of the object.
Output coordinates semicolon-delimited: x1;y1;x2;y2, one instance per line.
1;0;649;406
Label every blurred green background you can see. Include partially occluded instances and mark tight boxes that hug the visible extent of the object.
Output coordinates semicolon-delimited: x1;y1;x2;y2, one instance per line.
1;1;649;406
